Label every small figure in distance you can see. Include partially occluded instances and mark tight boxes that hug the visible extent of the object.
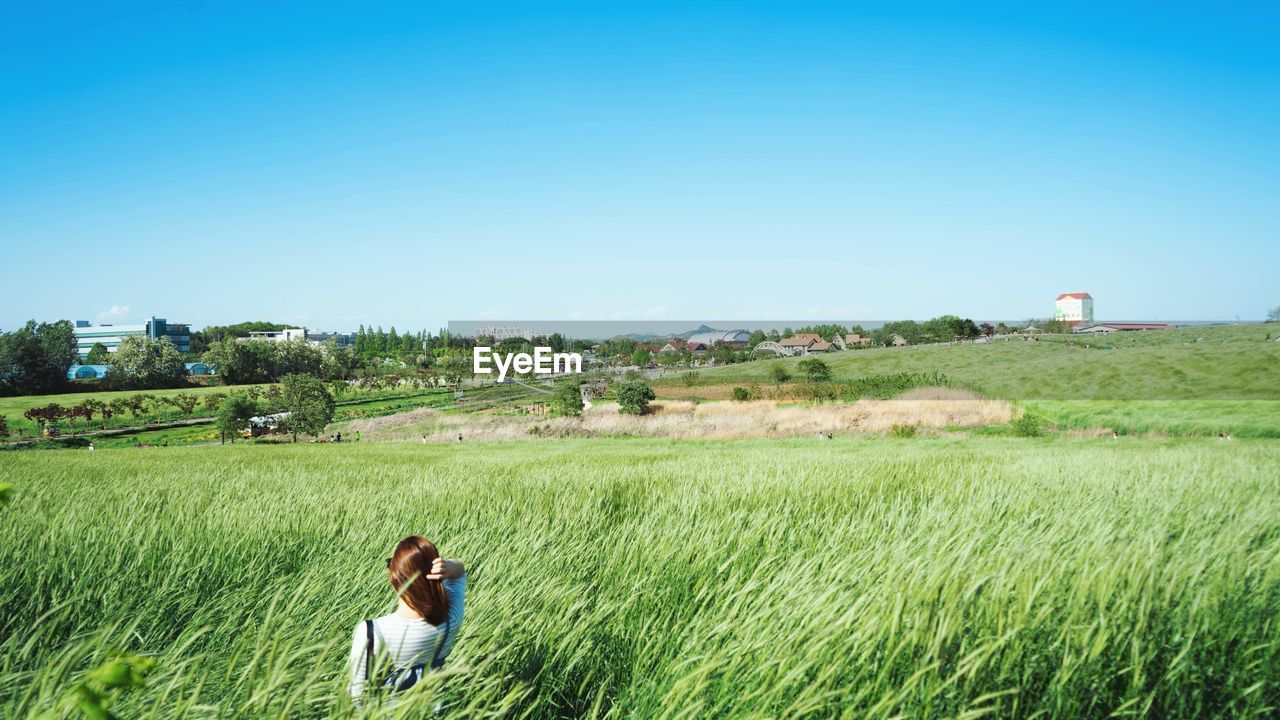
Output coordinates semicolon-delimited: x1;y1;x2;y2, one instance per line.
421;435;428;444
457;433;463;443
348;536;466;700
88;442;95;451
355;430;361;443
336;432;342;443
1112;430;1119;440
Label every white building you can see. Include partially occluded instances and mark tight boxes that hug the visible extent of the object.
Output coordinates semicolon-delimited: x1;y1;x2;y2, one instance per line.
1054;292;1094;324
73;317;190;356
241;328;308;343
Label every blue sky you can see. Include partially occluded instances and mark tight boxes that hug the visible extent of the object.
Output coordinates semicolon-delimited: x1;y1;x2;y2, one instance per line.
2;1;1277;331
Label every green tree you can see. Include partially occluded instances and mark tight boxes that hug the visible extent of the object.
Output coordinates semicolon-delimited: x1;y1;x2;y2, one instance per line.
747;330;767;347
277;373;335;442
215;392;259;444
85;342;111;365
1269;306;1280;322
631;348;652;367
276;339;323;377
165;392;200;416
552;380;585;417
439;350;471;388
0;320;78;396
203;338;276;385
616;380;655;415
107;336;188;390
320;341;356;380
797;358;832;382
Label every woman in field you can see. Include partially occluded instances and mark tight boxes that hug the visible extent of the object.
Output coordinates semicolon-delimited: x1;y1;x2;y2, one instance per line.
348;536;466;698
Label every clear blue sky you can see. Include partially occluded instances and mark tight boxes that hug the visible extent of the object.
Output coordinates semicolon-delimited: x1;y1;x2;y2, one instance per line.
2;1;1277;331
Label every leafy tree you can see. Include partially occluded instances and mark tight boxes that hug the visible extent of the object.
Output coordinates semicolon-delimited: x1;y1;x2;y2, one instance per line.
709;342;735;366
439;350;471;389
797;358;832;382
202;392;227;413
80;399;106;429
165;393;200;416
107;336;188;389
39;320;79;382
320;341;356;380
747;330;767;347
276;339;324;378
1269;306;1280;322
0;320;77;396
980;323;995;337
731;387;750;402
769;363;791;384
548;333;567;353
123;394;151;419
552;380;585;417
85;342;111;365
616;380;655;415
215;392;259;444
202;339;275;385
631;348;652;367
277;374;335;442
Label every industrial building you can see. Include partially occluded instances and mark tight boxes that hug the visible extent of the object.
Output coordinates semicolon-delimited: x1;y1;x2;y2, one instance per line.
73;317;191;357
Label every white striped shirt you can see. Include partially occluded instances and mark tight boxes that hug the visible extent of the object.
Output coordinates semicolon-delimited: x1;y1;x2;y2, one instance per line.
348;575;466;696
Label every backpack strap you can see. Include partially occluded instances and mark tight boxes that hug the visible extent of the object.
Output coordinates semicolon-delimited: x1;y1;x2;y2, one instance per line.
430;619;451;670
364;620;375;685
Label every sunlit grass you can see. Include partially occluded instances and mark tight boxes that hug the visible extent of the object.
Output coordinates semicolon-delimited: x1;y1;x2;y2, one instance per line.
2;438;1278;718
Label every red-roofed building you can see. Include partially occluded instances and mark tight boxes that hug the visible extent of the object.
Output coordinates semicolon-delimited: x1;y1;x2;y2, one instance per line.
1054;292;1094;325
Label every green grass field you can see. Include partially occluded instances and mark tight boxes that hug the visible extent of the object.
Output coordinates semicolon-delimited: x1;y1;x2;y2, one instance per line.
671;324;1280;437
2;438;1277;718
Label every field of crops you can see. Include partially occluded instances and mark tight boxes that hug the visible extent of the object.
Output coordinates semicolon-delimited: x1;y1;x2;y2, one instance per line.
2;437;1278;718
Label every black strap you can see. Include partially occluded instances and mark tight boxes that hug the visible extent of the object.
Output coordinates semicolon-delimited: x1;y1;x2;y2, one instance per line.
364;620;374;686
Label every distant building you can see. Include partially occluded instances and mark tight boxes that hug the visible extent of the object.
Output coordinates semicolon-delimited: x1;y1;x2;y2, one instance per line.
305;331;355;347
240;328;307;343
74;316;190;357
1055;292;1094;325
1073;322;1174;334
473;323;535;341
844;333;873;347
687;329;751;346
779;334;823;354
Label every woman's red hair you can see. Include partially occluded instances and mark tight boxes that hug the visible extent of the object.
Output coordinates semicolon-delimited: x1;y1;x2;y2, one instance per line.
388;536;450;625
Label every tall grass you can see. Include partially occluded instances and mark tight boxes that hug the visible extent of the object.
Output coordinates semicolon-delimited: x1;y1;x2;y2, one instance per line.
1;439;1278;718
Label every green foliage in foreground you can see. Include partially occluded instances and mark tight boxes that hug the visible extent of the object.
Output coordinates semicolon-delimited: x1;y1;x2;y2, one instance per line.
1;439;1278;718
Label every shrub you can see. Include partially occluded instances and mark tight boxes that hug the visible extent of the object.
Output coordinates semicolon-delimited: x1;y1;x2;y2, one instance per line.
769;363;790;384
731;387;750;402
796;358;832;382
681;371;700;387
616;381;655;415
889;423;919;438
552;381;585;417
1011;413;1047;437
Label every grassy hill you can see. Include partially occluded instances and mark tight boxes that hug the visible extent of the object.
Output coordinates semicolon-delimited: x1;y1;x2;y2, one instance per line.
1;437;1277;717
680;324;1280;401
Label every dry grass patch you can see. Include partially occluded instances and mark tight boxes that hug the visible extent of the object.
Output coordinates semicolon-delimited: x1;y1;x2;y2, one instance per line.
341;390;1013;442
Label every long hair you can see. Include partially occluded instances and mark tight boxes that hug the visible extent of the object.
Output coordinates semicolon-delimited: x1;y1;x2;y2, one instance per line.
388;535;450;625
